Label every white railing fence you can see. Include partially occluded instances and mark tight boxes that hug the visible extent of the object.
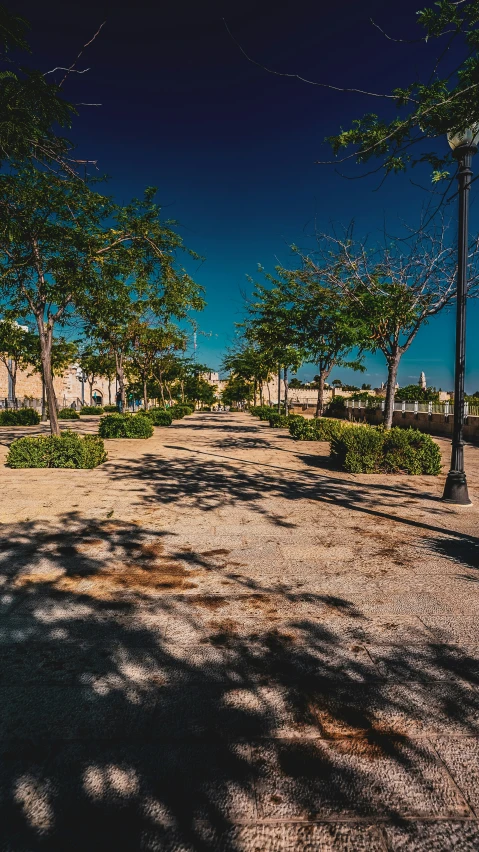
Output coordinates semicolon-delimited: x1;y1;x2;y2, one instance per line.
344;399;479;417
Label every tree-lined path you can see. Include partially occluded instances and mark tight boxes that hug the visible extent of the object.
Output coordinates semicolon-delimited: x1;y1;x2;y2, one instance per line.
1;411;479;849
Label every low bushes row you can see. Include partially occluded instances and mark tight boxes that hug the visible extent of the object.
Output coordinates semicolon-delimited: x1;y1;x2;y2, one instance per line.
331;425;442;475
169;404;194;419
7;431;107;469
289;416;346;442
80;405;104;415
98;413;154;439
250;405;276;421
144;409;173;426
103;404;118;412
0;408;40;426
58;408;80;420
268;413;302;428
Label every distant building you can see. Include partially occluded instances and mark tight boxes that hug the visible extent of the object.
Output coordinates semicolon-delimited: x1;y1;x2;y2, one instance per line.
419;372;426;389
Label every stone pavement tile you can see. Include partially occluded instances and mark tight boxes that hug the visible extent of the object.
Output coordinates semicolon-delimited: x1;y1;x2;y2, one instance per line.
0;743;256;851
366;643;479;684
420;617;479;649
398;682;479;737
336;616;436;645
0;606;170;645
432;737;479;814
307;682;425;738
383;820;479;851
142;822;386;851
150;684;322;740
359;594;451;616
0;685;157;740
253;737;471;820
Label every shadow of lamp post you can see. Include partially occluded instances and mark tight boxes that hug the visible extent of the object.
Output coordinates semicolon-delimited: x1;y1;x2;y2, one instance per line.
442;126;479;506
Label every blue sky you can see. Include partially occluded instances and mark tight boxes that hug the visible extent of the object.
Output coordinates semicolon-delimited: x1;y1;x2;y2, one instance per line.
16;0;479;392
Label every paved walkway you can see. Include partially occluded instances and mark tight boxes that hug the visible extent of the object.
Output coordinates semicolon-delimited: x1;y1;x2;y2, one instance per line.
1;412;479;850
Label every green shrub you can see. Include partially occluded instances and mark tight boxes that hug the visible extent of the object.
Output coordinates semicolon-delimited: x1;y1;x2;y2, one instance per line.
80;405;104;415
325;396;346;418
0;408;40;426
169;404;194;419
268;413;302;428
330;424;441;475
6;431;107;469
268;413;289;427
98;413;154;439
330;425;385;473
382;427;442;475
250;405;276;420
289;416;346;441
58;408;80;420
103;404;118;412
144;409;173;426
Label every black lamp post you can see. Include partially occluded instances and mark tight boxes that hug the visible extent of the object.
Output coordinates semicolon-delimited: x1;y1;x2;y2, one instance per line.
442;127;478;505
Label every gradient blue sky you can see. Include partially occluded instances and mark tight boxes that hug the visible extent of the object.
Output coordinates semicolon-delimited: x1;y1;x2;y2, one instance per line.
16;0;479;391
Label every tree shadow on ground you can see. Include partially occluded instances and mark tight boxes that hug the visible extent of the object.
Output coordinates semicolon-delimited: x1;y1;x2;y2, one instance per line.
110;444;452;535
0;419;100;448
0;513;477;849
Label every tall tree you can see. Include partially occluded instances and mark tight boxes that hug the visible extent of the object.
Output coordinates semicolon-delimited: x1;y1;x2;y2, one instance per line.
244;274;303;411
0;170;203;434
0;5;76;170
81;189;205;413
129;322;186;410
268;264;365;416
325;2;479;184
316;226;479;428
222;344;274;405
0;319;35;406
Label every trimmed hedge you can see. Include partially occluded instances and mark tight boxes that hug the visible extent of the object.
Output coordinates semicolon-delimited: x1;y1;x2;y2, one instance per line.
6;431;107;469
144;409;173;426
289;416;346;442
58;408;80;420
169;404;194;419
330;425;441;475
80;405;104;415
250;405;276;421
0;408;40;426
103;404;118;412
98;413;154;439
382;427;442;475
268;413;302;428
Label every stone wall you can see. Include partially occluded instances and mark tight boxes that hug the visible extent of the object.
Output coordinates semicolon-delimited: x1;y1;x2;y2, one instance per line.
345;406;479;443
0;362;115;410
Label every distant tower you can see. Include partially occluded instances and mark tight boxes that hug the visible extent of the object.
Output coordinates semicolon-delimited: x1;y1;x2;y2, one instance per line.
419;371;426;390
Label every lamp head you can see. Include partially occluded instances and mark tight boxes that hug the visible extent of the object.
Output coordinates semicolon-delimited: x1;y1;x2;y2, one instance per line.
447;125;479;151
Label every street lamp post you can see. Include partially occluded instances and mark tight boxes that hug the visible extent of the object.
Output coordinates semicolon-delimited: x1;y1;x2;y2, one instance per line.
442;127;479;505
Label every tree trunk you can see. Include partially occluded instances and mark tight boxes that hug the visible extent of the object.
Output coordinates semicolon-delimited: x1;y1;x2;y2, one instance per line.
267;383;271;405
315;369;328;418
384;352;400;430
159;380;166;407
283;366;288;414
115;351;126;412
88;380;94;406
277;365;281;413
108;379;112;405
41;376;47;421
10;362;17;408
259;383;264;406
180;381;185;403
253;379;257;406
143;379;148;411
37;323;59;436
167;384;173;405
